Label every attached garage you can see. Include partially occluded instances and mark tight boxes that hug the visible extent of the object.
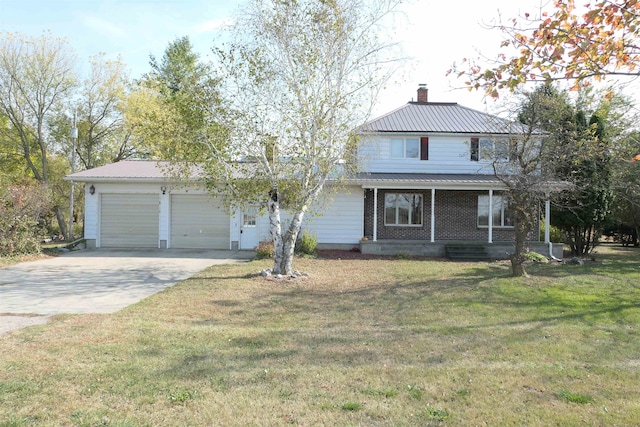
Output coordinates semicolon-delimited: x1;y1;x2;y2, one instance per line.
170;194;229;249
100;193;159;248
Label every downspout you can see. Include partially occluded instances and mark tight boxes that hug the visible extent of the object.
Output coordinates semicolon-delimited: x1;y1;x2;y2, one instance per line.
545;198;560;260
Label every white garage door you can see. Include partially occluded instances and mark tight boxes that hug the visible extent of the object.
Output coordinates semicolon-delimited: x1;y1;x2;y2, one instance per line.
100;194;159;248
170;194;229;249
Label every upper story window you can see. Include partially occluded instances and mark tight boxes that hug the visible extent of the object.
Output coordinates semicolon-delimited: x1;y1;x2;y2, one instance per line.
391;138;419;159
471;137;510;162
391;137;429;160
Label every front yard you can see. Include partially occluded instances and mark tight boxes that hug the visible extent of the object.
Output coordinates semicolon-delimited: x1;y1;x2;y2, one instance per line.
1;246;639;425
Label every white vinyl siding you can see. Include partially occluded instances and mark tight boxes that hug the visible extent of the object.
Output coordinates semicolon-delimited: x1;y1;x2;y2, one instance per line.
100;193;159;247
170;194;229;249
255;187;364;245
358;135;495;174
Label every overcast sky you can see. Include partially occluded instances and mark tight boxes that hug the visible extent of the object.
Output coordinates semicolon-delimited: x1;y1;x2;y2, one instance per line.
1;0;546;117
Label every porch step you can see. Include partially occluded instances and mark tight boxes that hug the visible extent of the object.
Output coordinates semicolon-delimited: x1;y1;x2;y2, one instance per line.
445;244;491;261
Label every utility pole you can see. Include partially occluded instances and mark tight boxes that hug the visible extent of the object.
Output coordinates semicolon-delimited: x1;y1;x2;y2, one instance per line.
68;111;78;242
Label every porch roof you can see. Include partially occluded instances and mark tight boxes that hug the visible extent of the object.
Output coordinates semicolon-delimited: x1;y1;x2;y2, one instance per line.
354;172;505;190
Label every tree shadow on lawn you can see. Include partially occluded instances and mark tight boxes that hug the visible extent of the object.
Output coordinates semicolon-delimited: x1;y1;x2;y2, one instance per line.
156;267;640;382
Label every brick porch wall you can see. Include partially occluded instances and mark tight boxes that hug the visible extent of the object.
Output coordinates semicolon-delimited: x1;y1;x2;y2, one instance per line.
363;189;432;240
364;189;537;242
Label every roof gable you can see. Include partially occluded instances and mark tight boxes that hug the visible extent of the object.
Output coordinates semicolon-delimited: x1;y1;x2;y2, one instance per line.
360;102;516;135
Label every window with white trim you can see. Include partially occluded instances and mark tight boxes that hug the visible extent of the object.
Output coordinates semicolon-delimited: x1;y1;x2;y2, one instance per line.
478;195;513;228
385;193;423;226
471;138;510;162
390;138;420;159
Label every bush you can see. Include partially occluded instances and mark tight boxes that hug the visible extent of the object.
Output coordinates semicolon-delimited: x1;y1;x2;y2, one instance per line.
524;251;548;263
296;230;317;255
0;181;52;256
255;241;274;259
540;221;563;243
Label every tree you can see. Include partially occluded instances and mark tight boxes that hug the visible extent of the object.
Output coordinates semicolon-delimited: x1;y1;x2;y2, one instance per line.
131;1;400;275
207;0;400;275
0;32;77;237
128;36;223;162
487;87;576;276
552;110;613;255
607;130;640;246
452;0;640;96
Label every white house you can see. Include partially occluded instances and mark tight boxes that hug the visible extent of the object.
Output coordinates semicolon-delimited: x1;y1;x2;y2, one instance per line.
66;85;562;259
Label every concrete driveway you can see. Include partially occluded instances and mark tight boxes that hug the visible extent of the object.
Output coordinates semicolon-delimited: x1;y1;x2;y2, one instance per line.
0;248;254;334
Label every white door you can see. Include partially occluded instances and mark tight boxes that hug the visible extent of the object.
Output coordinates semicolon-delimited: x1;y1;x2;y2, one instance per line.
240;209;259;250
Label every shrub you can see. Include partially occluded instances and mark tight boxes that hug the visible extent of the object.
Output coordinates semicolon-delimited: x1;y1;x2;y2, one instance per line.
540;221;563;243
255;241;274;259
0;181;52;256
296;230;317;255
524;251;548;263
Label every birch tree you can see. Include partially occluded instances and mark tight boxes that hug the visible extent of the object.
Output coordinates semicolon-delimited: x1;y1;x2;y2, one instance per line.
204;0;401;275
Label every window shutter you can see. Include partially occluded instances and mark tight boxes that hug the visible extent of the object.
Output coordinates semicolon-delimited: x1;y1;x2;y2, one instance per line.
420;137;429;160
470;137;479;161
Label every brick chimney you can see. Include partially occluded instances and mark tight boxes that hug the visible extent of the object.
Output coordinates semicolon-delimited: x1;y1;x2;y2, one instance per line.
417;84;428;103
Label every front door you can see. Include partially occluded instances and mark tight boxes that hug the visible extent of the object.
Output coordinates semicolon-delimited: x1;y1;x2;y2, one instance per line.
240;209;259;250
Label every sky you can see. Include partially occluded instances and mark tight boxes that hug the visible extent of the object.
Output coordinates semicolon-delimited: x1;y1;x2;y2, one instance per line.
0;0;538;117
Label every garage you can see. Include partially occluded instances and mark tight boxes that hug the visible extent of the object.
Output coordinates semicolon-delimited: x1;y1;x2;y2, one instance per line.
170;194;229;249
100;193;159;248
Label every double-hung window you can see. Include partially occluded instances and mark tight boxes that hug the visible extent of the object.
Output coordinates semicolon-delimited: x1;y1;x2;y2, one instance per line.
390;138;420;159
478;195;513;228
471;138;510;162
385;193;423;226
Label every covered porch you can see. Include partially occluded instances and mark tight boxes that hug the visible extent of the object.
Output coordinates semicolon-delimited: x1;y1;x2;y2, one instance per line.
357;173;561;260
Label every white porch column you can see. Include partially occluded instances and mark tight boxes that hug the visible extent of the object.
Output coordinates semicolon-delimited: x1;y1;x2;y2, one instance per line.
430;188;435;242
373;188;378;242
544;199;551;243
488;189;493;243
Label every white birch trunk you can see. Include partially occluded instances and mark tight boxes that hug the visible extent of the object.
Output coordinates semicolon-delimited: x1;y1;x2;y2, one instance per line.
280;209;306;275
267;193;284;274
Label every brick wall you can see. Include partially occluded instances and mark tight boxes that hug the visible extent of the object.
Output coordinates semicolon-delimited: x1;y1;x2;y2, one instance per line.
364;189;534;242
364;189;432;240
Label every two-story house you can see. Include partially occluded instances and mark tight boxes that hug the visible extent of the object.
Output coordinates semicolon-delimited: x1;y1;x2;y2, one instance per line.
67;86;562;259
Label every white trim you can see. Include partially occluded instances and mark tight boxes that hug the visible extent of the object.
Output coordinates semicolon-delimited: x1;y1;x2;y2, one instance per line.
373;188;378;241
430;188;435;243
488;190;493;243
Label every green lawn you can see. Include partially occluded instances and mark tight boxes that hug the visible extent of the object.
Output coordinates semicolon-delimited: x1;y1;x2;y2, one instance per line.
1;245;639;426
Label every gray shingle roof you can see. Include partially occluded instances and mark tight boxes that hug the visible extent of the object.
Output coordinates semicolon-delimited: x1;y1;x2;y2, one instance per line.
359;102;517;134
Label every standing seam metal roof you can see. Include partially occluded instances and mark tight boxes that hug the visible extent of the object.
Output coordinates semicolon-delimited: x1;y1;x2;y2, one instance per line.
359;102;516;134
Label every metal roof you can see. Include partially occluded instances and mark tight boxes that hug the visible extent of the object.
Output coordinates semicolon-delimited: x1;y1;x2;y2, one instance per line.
354;172;506;189
66;160;170;181
359;102;520;135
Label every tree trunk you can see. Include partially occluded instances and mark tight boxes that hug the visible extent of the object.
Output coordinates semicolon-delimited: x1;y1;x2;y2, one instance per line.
54;205;68;240
267;191;284;274
278;210;305;275
511;213;529;277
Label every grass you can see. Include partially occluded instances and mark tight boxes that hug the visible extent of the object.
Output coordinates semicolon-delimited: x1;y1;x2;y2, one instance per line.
1;244;640;425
